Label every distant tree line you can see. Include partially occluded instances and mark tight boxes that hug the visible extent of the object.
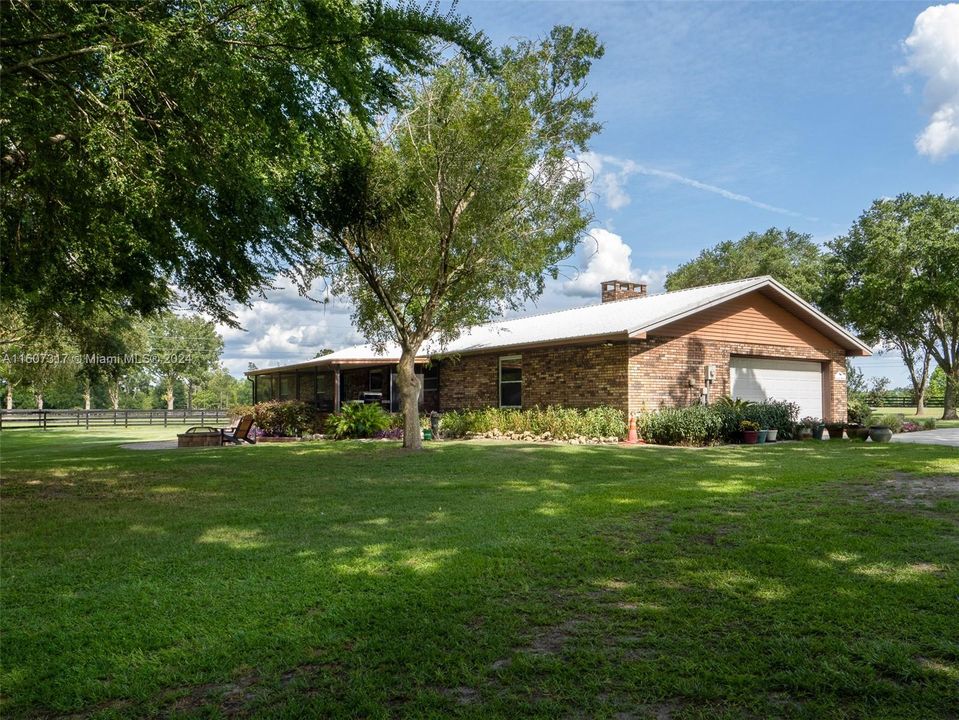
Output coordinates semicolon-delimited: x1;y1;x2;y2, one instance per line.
0;311;250;411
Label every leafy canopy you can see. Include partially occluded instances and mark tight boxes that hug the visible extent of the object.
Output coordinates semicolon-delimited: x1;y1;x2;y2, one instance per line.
664;228;826;303
823;193;959;418
312;26;603;350
1;0;489;331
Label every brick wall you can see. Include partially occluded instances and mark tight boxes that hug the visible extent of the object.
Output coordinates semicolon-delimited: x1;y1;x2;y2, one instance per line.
436;336;848;422
438;342;629;412
627;335;847;422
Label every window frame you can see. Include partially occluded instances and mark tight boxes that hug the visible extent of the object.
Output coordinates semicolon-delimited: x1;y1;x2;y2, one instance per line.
498;355;523;409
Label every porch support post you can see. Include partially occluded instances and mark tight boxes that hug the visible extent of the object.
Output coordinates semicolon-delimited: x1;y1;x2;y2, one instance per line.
333;366;341;412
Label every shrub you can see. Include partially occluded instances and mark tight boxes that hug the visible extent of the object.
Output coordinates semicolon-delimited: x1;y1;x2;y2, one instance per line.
873;413;904;433
708;398;799;440
228;404;254;420
715;396;753;412
921;417;937;430
847;396;872;425
326;402;392;439
439;405;626;440
901;421;921;433
739;419;760;432
741;399;799;437
252;401;319;437
638;406;725;446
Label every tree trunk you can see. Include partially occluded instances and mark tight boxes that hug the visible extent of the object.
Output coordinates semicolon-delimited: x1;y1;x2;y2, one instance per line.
6;383;12;410
35;391;43;410
944;371;958;420
397;348;422;450
186;380;194;412
83;378;91;411
165;379;175;411
109;382;120;410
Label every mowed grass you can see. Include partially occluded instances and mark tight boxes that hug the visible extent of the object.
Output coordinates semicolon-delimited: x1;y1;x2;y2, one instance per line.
1;429;958;719
872;406;959;429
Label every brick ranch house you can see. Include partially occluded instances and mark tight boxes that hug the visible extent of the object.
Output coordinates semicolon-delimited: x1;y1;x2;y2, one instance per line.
246;276;871;422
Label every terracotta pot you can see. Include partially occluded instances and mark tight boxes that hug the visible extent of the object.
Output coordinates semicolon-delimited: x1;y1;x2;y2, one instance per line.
766;429;778;442
869;426;893;443
742;430;759;444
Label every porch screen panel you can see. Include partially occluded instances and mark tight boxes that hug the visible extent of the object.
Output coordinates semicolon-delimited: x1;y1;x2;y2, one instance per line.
297;373;315;402
278;374;296;401
255;376;274;403
316;372;334;410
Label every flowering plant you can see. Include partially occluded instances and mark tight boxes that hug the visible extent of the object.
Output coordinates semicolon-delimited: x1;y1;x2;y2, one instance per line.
801;416;822;428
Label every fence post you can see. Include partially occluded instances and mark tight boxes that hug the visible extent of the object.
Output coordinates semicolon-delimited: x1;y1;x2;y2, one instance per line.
85;411;89;430
164;409;168;427
125;410;129;428
42;411;47;431
200;409;205;427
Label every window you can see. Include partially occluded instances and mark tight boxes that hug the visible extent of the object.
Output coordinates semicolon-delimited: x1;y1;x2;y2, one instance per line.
499;356;522;408
423;365;439;393
369;369;384;391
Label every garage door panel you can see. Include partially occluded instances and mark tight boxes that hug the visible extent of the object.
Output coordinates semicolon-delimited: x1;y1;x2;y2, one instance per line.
730;357;823;419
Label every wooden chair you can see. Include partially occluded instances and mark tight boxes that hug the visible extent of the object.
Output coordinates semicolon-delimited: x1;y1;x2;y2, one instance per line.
221;414;256;444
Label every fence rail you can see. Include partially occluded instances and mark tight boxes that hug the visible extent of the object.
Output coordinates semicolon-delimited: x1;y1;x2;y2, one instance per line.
0;409;231;431
876;394;945;408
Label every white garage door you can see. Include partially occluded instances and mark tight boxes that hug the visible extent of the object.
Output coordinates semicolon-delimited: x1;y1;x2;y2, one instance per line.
729;357;823;419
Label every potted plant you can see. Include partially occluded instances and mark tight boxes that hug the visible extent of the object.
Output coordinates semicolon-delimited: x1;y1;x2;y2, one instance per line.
757;428;768;444
797;420;813;440
825;421;846;440
848;424;870;441
740;420;760;444
869;424;893;443
766;427;778;442
802;416;824;440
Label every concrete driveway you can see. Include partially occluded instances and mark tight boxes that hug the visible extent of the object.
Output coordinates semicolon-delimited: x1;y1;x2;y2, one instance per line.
890;428;959;447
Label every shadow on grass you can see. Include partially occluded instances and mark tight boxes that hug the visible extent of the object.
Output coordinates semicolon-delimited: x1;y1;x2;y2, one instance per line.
1;436;957;718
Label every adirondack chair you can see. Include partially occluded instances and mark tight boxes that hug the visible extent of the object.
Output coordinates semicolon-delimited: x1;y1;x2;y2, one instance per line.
221;414;256;444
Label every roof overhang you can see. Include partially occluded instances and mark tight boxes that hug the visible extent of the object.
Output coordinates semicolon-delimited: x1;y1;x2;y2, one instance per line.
430;331;630;359
245;355;429;377
627;276;872;356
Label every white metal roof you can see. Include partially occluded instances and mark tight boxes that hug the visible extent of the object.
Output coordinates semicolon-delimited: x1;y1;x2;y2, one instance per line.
246;276;870;375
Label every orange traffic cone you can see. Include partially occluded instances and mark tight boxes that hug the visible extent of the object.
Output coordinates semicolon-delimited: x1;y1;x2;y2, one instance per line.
626;414;638;444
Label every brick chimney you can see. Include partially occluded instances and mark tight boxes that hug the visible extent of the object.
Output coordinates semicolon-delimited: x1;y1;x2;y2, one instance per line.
601;280;647;303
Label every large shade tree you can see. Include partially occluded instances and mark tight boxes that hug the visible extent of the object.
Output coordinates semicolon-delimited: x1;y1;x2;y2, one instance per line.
823;194;959;419
664;228;826;303
308;27;603;449
1;0;489;332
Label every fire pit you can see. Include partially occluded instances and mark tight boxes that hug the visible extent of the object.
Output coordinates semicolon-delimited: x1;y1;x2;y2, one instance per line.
177;427;222;448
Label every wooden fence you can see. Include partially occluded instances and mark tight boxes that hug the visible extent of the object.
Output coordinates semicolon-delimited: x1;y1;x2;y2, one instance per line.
877;394;945;408
0;409;231;431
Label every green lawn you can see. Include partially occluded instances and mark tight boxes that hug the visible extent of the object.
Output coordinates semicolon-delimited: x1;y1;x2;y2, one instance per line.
871;406;959;429
2;429;958;719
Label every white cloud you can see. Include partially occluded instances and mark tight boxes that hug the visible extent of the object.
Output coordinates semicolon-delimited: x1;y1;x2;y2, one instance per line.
561;228;667;298
900;4;959;161
578;151;812;218
578;151;636;210
214;281;364;375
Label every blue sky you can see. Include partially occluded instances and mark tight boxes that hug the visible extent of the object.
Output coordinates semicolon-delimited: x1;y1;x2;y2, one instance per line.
219;2;959;387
